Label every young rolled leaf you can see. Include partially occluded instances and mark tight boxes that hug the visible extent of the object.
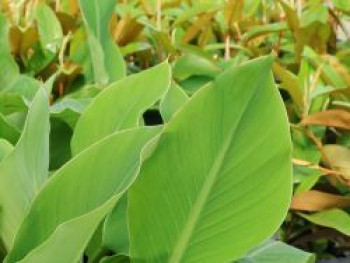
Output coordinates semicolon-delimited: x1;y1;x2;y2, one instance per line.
71;62;171;154
79;0;126;84
0;88;49;249
6;127;161;263
129;56;292;262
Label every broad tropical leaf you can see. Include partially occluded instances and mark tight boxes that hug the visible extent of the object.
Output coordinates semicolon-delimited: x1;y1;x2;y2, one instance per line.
128;56;292;262
71;62;171;154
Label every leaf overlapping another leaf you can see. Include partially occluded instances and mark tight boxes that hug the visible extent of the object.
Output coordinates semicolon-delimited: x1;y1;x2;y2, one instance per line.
129;56;292;262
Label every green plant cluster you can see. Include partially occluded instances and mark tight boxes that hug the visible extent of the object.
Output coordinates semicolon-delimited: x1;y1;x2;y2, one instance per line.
0;0;349;262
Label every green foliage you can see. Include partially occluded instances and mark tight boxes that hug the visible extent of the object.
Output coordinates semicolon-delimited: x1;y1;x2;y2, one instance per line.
237;240;315;263
0;89;49;249
79;0;126;84
128;56;292;262
1;0;350;261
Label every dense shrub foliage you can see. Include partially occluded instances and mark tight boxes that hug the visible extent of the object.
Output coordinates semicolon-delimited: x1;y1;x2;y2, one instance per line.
0;0;349;262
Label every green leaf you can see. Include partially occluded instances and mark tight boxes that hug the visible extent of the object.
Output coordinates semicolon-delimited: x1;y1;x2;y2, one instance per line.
102;195;129;255
237;240;315;263
35;3;63;53
0;139;13;163
6;127;161;263
14;198;117;263
50;98;91;129
0;89;50;249
277;0;299;32
100;255;130;263
242;22;288;43
179;75;213;96
172;3;223;26
0;14;19;92
120;42;151;56
160;84;189;122
0;113;20;145
244;0;261;17
4;76;41;101
299;209;350;236
79;0;126;84
71;62;171;155
85;222;104;261
332;0;350;12
128;57;292;262
272;62;303;110
292;127;324;194
301;5;328;27
173;54;221;81
49;118;73;171
303;47;348;91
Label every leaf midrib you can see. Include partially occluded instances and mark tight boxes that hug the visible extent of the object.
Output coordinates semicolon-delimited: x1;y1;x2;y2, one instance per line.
168;83;260;263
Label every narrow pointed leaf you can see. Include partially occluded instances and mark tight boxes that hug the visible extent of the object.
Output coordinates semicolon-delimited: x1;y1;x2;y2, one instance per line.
0;89;49;249
79;0;126;84
6;127;161;263
299;209;350;236
16;198;117;263
0;14;19;91
35;3;63;53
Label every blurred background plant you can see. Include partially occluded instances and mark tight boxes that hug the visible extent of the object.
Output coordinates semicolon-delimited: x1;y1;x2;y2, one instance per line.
1;0;350;261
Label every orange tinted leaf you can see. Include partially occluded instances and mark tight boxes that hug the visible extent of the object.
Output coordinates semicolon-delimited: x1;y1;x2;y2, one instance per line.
302;110;350;130
225;0;245;28
273;62;304;109
181;13;215;44
323;145;350;180
291;190;350;211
